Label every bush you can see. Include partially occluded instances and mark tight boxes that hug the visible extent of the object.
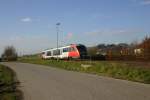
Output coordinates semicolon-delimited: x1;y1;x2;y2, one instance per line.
0;65;21;100
1;46;18;61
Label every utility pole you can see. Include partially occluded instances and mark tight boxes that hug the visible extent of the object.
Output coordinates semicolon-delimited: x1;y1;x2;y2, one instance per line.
56;22;60;61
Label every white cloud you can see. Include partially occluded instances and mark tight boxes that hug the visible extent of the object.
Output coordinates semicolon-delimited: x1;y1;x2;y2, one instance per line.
0;35;56;55
85;28;144;36
91;13;112;20
85;31;102;36
132;0;150;5
141;0;150;5
21;17;32;22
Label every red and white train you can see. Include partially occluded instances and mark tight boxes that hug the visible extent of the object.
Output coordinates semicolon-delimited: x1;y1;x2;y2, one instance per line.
41;44;87;59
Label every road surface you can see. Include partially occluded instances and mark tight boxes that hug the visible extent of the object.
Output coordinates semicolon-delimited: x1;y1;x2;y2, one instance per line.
1;62;150;100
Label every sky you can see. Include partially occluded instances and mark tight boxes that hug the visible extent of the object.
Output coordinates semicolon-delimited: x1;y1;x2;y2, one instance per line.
0;0;150;55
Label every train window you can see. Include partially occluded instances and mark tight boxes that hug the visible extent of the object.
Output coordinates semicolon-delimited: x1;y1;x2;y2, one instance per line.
42;52;45;55
63;48;70;52
77;45;87;53
53;49;60;55
46;51;51;56
63;47;75;52
63;48;68;52
71;47;76;51
68;48;71;52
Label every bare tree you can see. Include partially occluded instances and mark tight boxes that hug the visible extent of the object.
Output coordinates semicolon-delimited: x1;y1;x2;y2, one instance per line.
1;46;18;61
141;36;150;60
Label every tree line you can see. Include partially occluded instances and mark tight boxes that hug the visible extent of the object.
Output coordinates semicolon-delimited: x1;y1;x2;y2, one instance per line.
87;36;150;61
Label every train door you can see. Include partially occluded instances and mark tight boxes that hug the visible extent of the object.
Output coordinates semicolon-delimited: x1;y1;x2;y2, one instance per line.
62;48;69;59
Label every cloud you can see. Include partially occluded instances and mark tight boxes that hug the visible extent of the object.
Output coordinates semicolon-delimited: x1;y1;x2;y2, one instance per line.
85;31;102;36
0;35;56;55
85;28;144;36
21;17;32;22
141;0;150;5
91;13;112;19
132;0;150;5
85;30;125;36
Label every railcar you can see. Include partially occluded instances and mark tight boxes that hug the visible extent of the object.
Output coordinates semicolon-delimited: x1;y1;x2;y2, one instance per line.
41;44;87;59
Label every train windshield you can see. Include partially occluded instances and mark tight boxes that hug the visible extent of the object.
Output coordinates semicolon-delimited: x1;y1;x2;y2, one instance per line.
76;45;87;56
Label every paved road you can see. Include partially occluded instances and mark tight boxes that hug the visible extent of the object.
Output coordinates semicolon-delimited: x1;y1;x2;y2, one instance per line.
1;62;150;100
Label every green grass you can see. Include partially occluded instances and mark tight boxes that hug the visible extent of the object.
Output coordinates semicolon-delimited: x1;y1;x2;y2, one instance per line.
0;65;20;100
19;56;150;84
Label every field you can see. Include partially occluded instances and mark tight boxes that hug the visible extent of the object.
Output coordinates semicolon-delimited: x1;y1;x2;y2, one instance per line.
0;65;20;100
19;56;150;84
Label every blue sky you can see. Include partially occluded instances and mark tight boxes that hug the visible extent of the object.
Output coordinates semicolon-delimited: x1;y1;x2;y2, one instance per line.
0;0;150;55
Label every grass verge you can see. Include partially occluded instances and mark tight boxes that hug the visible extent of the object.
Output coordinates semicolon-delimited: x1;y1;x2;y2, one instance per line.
0;64;21;100
19;56;150;84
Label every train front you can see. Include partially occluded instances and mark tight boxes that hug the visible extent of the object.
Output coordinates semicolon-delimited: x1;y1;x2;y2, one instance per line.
76;44;88;59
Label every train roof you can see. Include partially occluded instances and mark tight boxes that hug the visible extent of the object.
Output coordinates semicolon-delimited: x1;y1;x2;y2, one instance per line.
42;44;86;52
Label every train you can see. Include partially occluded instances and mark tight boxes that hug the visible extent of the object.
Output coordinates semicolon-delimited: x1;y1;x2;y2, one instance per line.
41;44;87;60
